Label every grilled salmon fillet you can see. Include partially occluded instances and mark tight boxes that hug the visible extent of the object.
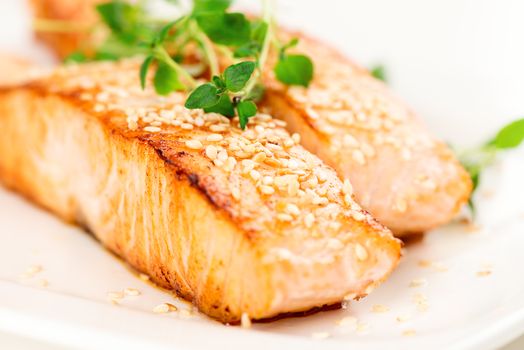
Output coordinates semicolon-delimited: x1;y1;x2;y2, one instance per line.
30;1;471;235
261;33;472;235
0;59;401;323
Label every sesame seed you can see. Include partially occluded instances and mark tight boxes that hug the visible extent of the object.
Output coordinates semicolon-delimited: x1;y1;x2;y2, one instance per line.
262;176;274;185
205;145;218;160
344;194;353;206
124;288;141;296
327;238;343;249
342;179;353;196
476;270;492;277
144;126;161;133
210;124;226;132
160;110;175;119
217;149;228;162
249;170;261;181
186;140;203;150
94;104;105;112
231;187;240;200
277;213;293;222
371;304;390;313
355;244;368;261
153;303;171;314
139;273;150;281
402;329;417;337
409;278;428;288
356;322;370;334
396;315;411;323
343;134;359;147
286;203;300;216
352;149;366;165
224;157;237;171
206;134;223;142
241;313;252;329
261;186;275;195
181;123;194;130
305;107;320;120
241;159;256;173
253;152;267;163
194;117;204;127
304;213;315;228
107;291;124;300
352;211;366;222
394;198;408;213
38;279;49;287
26;265;43;275
336;316;357;328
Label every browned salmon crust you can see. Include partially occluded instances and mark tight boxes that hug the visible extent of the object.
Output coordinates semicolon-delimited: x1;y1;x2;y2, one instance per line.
0;59;401;323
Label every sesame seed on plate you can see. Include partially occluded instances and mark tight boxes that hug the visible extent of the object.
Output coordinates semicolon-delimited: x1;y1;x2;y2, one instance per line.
409;278;428;288
107;291;124;300
124;288;141;296
476;270;492;277
396;315;411;323
241;313;252;329
153;303;177;313
38;279;49;287
402;329;417;337
371;304;390;313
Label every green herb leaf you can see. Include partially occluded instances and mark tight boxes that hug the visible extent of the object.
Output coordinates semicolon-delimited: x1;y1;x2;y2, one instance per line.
185;83;220;109
274;54;314;87
234;42;260;58
64;51;87;64
192;0;232;14
251;21;269;46
224;61;256;92
212;75;226;91
233;21;268;58
281;38;299;52
237;100;257;129
245;83;265;102
140;55;154;90
370;64;387;82
490;118;524;149
196;13;251;46
204;94;235;117
96;1;137;34
154;20;180;46
153;61;185;95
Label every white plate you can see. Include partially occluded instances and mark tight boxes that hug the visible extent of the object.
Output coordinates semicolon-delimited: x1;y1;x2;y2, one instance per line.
1;0;524;349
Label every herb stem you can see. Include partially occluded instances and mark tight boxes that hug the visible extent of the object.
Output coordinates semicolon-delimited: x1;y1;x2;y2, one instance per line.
216;45;239;64
240;0;273;97
154;46;197;89
33;18;92;33
191;20;220;77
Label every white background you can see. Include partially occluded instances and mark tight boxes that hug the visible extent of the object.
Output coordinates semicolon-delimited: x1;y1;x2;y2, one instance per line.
0;0;523;349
